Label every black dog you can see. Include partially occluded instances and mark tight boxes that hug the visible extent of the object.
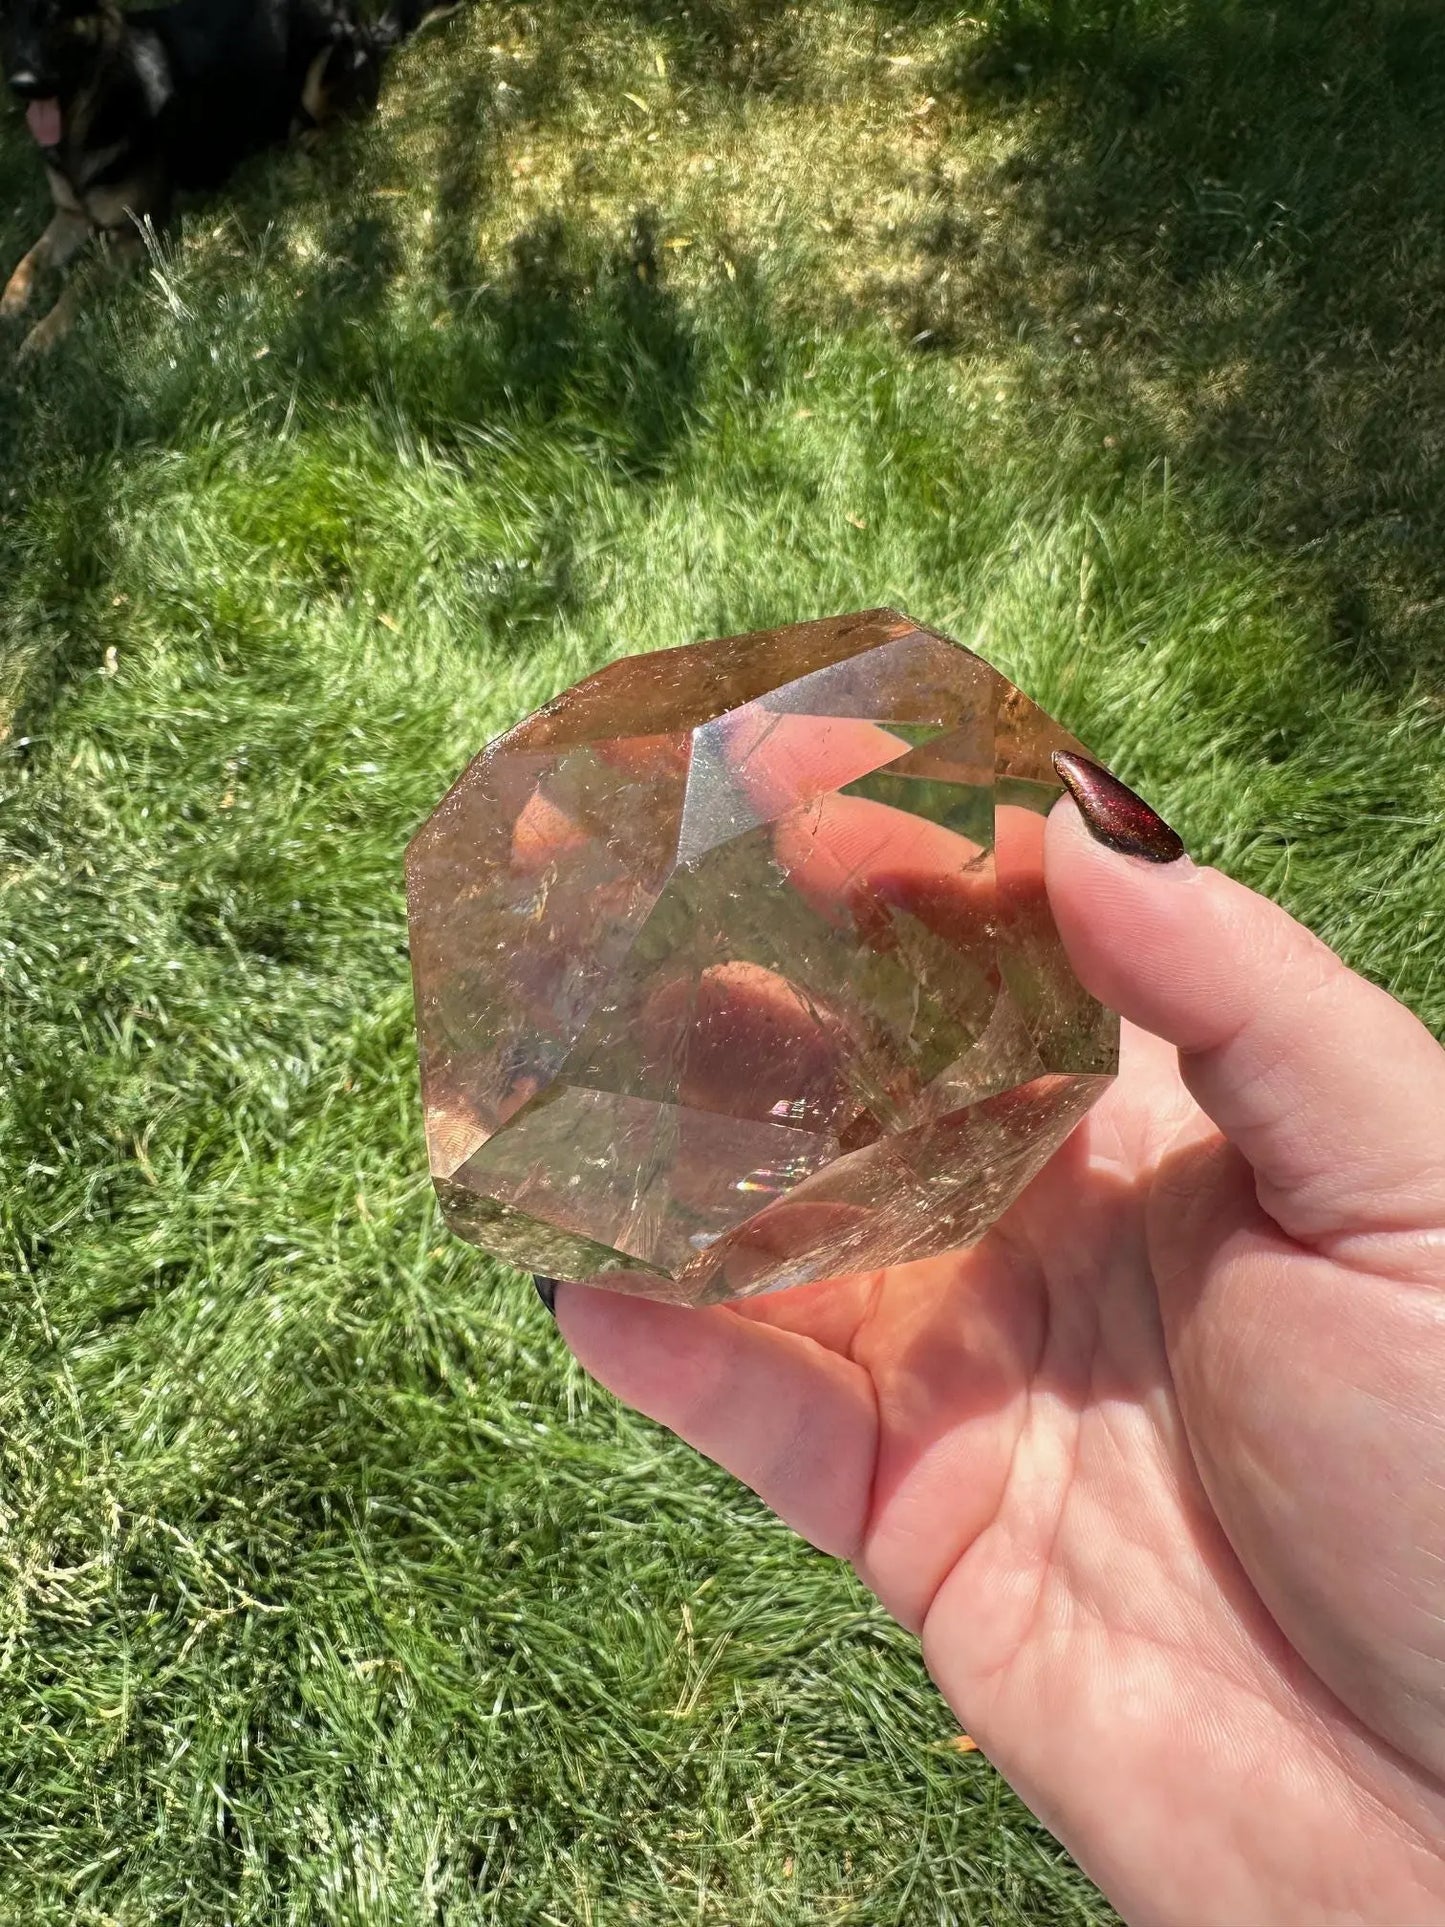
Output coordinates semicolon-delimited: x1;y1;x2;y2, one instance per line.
0;0;456;355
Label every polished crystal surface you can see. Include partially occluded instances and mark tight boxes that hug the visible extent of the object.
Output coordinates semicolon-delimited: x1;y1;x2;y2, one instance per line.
406;610;1118;1304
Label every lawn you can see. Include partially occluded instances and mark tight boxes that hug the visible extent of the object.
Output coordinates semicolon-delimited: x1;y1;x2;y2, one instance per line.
1;0;1443;1920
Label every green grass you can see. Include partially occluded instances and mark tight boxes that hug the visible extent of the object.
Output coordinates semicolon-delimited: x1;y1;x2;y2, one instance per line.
1;0;1443;1919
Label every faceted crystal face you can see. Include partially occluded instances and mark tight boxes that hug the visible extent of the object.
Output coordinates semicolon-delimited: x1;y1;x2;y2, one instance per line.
406;610;1118;1304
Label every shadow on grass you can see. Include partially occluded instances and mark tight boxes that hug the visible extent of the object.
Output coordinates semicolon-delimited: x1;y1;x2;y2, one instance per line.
0;109;705;748
873;0;1445;690
5;0;1442;731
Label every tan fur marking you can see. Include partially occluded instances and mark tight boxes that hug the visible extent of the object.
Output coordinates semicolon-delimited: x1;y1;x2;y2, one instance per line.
16;222;142;359
18;280;83;358
83;181;150;229
1;209;91;319
301;47;331;124
60;8;129;159
0;255;38;318
45;165;84;217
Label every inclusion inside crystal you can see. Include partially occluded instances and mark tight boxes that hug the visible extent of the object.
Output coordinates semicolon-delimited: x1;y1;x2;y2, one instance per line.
406;609;1118;1304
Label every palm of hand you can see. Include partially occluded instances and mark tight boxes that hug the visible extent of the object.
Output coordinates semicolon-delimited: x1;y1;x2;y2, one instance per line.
556;792;1445;1924
710;1019;1445;1924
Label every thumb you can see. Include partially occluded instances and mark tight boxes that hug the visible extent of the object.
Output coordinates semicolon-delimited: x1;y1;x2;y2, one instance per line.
1044;762;1445;1268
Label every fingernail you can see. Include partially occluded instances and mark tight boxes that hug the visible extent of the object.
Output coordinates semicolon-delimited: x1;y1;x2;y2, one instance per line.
1052;751;1186;865
532;1275;559;1315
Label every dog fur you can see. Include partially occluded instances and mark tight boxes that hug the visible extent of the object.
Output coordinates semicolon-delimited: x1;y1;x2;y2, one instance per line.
0;0;457;355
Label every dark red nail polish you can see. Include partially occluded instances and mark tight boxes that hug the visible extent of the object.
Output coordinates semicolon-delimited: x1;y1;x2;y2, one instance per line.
533;1275;559;1315
1051;751;1185;864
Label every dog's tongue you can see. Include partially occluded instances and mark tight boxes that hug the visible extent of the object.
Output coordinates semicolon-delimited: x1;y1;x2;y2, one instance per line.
25;98;61;148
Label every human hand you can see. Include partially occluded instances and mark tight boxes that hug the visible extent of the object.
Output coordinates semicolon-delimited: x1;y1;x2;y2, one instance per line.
550;762;1445;1927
